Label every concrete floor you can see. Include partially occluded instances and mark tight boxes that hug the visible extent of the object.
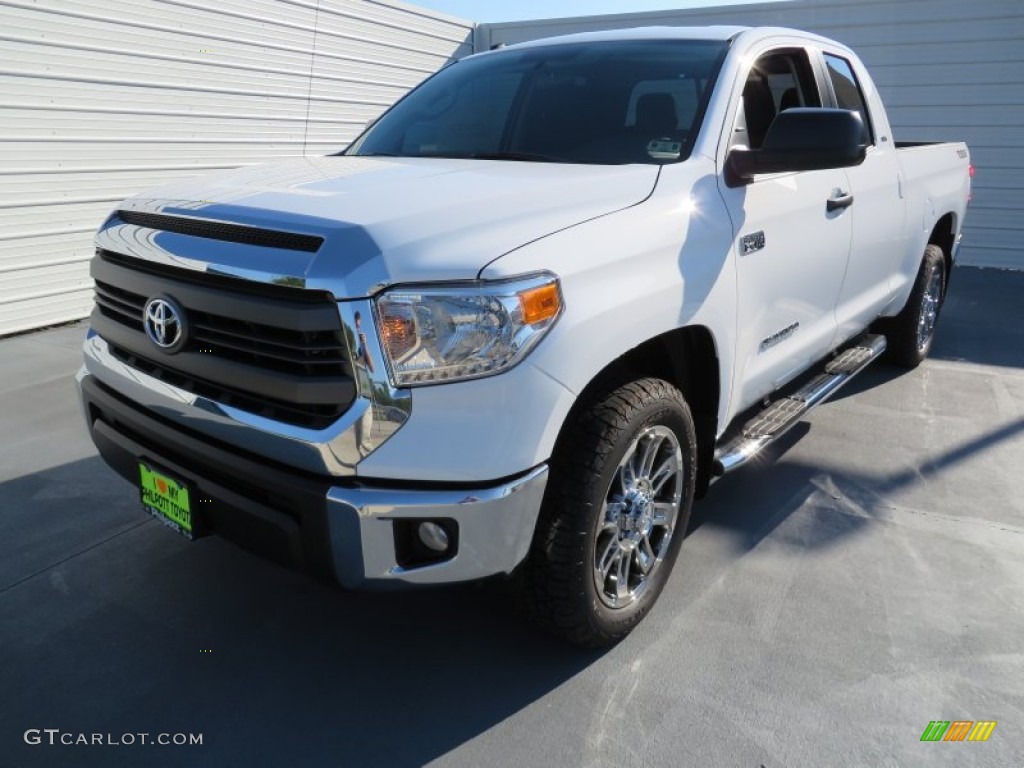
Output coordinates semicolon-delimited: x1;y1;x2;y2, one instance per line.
1;266;1022;768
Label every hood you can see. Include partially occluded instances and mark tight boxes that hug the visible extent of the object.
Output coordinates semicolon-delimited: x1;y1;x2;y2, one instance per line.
109;156;659;296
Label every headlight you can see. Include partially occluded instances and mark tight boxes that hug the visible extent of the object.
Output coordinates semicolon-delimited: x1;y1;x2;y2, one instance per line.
374;273;563;386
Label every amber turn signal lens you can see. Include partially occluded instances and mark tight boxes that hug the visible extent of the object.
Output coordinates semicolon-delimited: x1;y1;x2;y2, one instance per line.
380;313;417;359
518;283;561;325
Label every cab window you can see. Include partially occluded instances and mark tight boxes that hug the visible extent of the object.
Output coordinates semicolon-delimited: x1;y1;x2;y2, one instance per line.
734;49;822;150
823;54;874;145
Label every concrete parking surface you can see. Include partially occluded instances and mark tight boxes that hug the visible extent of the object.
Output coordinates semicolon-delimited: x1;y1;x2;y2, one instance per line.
1;266;1022;768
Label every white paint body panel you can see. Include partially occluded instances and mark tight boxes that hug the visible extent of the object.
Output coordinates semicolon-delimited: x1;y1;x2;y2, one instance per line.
120;156;659;289
722;166;854;408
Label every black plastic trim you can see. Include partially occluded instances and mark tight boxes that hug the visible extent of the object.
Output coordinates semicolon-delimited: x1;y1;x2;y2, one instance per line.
90;250;354;427
81;375;342;581
116;210;323;253
92;311;354;405
98;250;334;303
392;518;459;569
92;255;340;331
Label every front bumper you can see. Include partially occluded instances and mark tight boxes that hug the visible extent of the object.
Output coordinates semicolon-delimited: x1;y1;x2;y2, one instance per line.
77;370;547;587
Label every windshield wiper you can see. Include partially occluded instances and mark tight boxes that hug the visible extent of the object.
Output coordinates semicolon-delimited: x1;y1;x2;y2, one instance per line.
464;152;562;163
348;151;563;163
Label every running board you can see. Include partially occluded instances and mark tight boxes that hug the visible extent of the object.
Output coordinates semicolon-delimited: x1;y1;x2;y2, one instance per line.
712;334;887;477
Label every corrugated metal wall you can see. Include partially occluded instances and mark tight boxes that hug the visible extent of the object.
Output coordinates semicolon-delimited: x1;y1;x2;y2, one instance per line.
0;0;473;336
479;0;1024;271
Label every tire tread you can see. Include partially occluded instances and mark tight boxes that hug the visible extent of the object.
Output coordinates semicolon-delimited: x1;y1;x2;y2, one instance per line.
882;244;946;368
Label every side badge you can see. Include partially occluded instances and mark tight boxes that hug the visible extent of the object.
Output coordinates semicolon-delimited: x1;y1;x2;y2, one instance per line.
740;231;766;255
759;322;799;353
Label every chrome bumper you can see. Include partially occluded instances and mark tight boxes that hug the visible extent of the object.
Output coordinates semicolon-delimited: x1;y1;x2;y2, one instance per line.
326;466;548;587
78;364;547;588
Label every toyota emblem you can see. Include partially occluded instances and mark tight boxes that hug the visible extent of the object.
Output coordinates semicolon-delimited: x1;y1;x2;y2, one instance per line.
143;296;187;352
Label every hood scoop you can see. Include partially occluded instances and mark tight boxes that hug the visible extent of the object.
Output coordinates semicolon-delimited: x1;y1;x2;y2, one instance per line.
116;210;324;253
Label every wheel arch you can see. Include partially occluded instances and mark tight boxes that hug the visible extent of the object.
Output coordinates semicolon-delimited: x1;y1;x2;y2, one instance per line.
928;212;957;287
551;325;721;498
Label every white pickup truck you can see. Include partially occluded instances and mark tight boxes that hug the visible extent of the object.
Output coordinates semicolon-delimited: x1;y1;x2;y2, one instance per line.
77;26;970;645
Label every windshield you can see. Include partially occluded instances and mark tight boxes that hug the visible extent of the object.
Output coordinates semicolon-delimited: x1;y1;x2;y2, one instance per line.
345;39;729;165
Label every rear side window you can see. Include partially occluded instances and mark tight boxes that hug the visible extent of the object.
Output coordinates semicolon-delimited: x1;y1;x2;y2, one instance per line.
824;54;873;145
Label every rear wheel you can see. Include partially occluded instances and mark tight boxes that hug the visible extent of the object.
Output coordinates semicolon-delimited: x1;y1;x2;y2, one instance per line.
881;244;946;368
517;377;697;647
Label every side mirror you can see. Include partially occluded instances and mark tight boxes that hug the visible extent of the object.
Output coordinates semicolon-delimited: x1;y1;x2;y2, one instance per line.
727;108;867;185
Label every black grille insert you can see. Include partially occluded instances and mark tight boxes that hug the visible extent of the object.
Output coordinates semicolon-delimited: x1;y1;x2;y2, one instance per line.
116;210;324;253
93;279;347;378
91;251;354;429
107;343;348;429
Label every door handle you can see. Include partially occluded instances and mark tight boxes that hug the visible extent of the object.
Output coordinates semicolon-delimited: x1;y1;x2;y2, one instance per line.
827;192;854;211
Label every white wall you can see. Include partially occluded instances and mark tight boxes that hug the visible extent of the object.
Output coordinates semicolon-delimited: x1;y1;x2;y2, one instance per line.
0;0;472;336
479;0;1024;271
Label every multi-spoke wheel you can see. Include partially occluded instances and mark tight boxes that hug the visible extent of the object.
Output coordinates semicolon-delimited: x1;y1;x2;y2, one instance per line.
916;262;943;353
516;377;697;647
593;425;683;608
880;244;947;368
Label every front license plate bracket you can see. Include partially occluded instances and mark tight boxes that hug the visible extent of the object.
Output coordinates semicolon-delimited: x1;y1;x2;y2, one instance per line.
139;461;195;540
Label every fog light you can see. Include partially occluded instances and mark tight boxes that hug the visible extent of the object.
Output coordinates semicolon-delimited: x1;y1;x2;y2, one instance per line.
417;522;450;552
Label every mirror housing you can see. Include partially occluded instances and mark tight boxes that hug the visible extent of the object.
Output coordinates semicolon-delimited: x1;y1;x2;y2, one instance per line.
727;108;867;185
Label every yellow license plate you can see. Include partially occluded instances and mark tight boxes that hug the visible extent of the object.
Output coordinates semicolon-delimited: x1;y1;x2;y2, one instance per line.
139;462;193;538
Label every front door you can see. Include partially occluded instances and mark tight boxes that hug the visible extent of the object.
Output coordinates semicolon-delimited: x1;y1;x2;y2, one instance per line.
718;47;853;412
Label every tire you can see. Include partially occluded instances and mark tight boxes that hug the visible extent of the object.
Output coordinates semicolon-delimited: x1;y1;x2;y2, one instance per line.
881;244;946;368
516;377;697;647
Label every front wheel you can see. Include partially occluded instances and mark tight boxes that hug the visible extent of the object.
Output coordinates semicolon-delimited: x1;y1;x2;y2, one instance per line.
516;377;697;647
881;244;947;368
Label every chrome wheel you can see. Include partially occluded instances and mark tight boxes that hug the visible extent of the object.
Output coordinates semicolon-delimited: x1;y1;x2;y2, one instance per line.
593;425;683;608
916;265;943;351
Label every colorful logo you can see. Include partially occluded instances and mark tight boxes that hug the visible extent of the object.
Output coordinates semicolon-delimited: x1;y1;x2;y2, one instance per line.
920;721;996;742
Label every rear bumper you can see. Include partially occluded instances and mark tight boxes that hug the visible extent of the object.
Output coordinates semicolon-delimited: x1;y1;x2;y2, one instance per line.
77;370;547;588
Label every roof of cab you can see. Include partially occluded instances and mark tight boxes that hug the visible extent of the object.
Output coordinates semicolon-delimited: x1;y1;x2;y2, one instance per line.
495;25;751;50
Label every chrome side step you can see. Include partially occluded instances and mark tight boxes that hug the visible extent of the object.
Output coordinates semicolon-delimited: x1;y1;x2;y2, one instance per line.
712;334;887;477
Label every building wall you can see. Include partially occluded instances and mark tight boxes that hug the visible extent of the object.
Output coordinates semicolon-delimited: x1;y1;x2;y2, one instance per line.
479;0;1024;271
0;0;472;336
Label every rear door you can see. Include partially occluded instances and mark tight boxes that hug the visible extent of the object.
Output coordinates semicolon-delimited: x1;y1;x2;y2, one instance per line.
818;50;903;344
718;47;853;411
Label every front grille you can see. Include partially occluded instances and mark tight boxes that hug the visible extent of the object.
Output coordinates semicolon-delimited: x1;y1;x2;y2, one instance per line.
106;343;347;428
91;250;355;429
93;278;347;378
93;279;145;333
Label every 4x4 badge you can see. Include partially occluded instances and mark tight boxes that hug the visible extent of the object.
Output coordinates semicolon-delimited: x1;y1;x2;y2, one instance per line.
740;231;766;255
